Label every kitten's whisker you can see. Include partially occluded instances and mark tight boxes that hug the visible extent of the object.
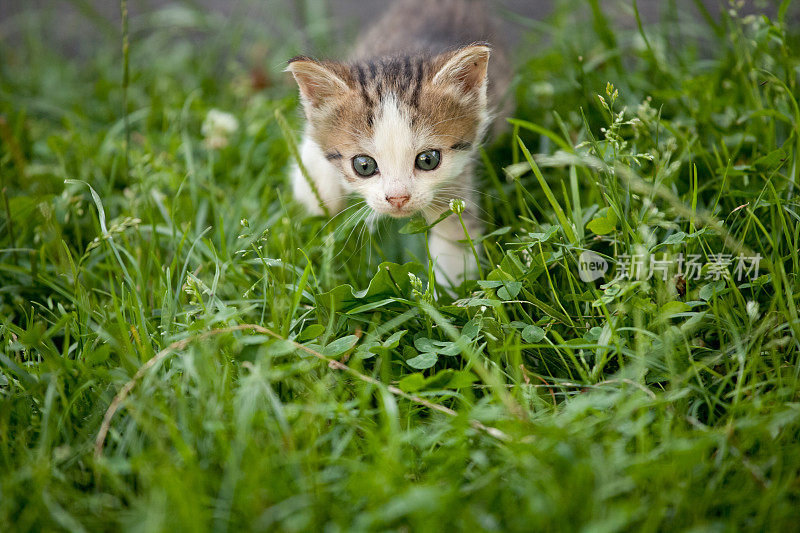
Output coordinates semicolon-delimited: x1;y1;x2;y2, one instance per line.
427;196;496;222
352;209;378;264
332;206;371;263
425;194;495;223
335;208;368;246
340;205;370;233
313;201;366;238
358;220;369;263
435;185;503;202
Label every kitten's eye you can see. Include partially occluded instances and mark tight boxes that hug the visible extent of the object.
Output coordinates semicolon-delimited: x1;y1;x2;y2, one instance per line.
415;150;441;171
352;155;378;177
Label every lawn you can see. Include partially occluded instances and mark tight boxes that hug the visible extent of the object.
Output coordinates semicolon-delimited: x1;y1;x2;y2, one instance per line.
1;0;800;531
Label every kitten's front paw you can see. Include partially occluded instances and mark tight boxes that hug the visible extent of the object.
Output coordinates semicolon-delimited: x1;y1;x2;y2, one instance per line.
430;245;475;285
428;215;482;285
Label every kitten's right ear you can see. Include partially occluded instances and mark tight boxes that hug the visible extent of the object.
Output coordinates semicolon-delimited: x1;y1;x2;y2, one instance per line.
431;44;491;97
286;57;351;108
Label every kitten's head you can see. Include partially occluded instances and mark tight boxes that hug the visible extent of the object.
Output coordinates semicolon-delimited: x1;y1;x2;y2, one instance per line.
287;44;491;218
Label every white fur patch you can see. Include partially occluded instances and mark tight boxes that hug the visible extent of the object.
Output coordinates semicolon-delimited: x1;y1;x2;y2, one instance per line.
371;94;415;200
291;133;345;215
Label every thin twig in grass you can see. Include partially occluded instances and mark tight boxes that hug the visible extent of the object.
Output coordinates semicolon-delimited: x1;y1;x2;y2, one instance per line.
520;364;557;405
94;324;511;458
419;302;527;419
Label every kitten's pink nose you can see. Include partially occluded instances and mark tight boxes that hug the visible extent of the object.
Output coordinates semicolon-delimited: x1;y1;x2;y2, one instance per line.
385;194;410;208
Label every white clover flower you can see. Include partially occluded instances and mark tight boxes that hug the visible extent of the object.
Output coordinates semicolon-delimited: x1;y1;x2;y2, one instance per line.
531;82;554;98
449;198;465;215
202;109;239;149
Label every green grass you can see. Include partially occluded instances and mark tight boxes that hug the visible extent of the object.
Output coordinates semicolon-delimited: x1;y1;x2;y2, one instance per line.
2;0;800;530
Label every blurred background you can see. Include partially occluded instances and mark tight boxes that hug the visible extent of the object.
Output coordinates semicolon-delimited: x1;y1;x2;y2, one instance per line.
0;0;779;60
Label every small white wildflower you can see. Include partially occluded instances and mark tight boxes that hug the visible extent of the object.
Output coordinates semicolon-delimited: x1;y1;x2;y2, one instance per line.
408;272;423;291
202;109;239;149
449;198;465;214
532;82;554;98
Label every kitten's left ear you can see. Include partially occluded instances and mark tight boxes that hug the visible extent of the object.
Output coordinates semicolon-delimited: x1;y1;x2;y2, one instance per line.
431;44;491;96
286;56;352;109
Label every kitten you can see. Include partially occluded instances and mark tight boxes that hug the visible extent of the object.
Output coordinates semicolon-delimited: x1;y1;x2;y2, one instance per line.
287;0;508;283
